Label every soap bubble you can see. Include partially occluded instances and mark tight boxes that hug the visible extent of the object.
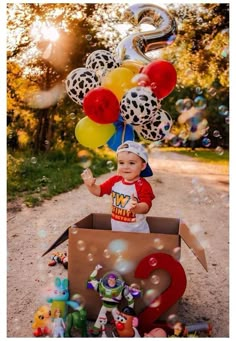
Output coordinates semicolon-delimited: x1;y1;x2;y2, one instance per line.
202;137;211;147
150;297;162;308
151;274;160;285
103;249;111;259
108;239;128;254
106;160;115;171
221;47;229;58
218;105;229;116
132;73;150;86
38;229;47;238
193;96;207;110
148;256;158;267
71;224;78;235
167;314;180;328
77;150;92;169
114;257;134;274
215;146;224;156
71;293;86;308
172;247;181;260
195;87;203;95
69;112;76;120
153;238;164;250
77;240;86;251
208;87;217;97
213;130;221;138
31;157;37;164
87;253;94;262
85;34;92;41
143;289;158;306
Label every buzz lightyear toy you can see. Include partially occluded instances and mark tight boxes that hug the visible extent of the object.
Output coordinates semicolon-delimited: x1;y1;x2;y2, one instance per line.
87;264;136;336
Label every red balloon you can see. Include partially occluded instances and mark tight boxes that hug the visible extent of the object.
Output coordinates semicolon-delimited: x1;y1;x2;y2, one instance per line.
141;60;177;99
83;87;120;124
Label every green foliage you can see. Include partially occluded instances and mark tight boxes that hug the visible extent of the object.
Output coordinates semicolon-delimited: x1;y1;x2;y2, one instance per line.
162;147;229;165
7;147;116;206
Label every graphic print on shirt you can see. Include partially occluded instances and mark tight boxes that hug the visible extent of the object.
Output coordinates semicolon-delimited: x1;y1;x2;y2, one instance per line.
111;191;136;223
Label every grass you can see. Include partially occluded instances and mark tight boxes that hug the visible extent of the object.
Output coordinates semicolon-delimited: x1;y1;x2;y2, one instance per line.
7;147;116;207
159;147;229;165
7;146;229;207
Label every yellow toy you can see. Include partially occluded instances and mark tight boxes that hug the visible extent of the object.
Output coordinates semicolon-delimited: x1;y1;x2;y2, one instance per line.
32;305;52;337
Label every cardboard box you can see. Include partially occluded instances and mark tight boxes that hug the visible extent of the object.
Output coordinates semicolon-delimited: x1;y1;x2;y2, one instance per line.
44;213;207;323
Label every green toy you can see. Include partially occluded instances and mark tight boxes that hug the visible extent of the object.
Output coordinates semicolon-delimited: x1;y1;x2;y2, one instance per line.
64;308;88;337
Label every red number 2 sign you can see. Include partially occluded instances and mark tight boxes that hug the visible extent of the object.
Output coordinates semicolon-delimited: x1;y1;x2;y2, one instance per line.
135;252;187;335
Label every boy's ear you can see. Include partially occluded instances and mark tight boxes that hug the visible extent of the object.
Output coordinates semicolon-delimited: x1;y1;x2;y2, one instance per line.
141;162;147;171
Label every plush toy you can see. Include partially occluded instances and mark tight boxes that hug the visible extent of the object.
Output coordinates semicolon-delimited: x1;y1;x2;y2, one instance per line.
32;305;52;337
46;277;70;319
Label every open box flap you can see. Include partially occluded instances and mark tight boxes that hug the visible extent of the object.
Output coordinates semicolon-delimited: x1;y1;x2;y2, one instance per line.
42;228;69;256
179;221;208;272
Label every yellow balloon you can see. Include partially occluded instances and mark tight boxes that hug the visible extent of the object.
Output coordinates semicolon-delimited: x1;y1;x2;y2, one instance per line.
101;67;138;101
122;60;144;74
75;117;116;149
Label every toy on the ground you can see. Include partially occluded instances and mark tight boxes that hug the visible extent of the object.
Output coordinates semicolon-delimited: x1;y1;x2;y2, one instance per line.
32;305;52;337
170;321;212;337
172;321;187;337
46;277;70;319
87;264;139;336
185;322;212;337
144;327;167;337
64;306;88;337
98;316;108;338
114;306;140;337
48;251;68;269
52;308;66;337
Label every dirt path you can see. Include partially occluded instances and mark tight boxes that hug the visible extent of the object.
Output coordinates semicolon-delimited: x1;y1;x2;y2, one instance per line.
7;151;229;337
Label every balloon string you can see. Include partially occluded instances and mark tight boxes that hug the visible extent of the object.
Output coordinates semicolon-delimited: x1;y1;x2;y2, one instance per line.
121;122;127;143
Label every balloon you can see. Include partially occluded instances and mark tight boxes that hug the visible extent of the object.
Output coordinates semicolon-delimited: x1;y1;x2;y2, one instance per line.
120;86;160;125
107;117;134;151
101;67;138;101
116;3;177;64
141;60;177;99
75;117;115;149
121;60;144;75
135;108;173;141
83;87;120;124
66;68;100;105
85;50;120;77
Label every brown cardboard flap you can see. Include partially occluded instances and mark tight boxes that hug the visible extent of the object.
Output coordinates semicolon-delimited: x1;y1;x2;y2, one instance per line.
179;222;208;272
42;228;69;256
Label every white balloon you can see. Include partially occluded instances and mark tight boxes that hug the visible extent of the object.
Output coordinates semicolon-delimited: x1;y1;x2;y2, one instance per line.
120;86;160;125
66;67;100;105
135;108;173;141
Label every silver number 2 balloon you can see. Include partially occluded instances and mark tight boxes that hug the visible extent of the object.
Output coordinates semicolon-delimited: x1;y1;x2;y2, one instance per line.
116;3;177;64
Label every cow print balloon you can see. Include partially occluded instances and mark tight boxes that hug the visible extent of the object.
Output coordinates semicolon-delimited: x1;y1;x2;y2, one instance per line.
85;50;120;77
135;108;173;141
66;67;100;106
120;87;160;126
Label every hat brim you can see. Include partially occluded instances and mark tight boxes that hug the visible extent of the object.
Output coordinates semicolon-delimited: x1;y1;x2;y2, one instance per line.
140;163;153;177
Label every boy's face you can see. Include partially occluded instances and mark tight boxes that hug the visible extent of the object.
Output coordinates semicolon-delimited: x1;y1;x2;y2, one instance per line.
117;151;146;182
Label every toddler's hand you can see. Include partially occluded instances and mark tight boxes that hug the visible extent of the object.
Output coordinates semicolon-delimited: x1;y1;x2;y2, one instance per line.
127;194;138;213
81;168;96;186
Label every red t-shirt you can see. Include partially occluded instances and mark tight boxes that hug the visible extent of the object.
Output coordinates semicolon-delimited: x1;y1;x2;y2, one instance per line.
100;176;155;233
